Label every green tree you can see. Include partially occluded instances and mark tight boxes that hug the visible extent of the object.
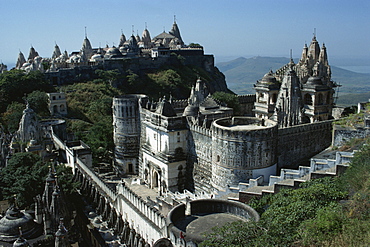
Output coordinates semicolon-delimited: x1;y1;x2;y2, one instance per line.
0;152;79;208
54;163;80;196
298;203;346;245
1;102;24;133
126;69;139;86
87;97;113;123
61;80;122;122
0;152;48;208
95;69;121;87
212;91;240;114
199;221;266;247
188;43;203;48
83;117;113;164
0;70;52;112
26;90;50;116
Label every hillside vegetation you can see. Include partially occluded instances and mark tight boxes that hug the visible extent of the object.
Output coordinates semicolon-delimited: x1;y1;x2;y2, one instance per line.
201;138;370;246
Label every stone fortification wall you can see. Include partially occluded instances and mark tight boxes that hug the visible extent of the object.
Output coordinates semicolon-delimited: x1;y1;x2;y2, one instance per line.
211;117;278;190
277;120;333;168
187;124;213;192
113;95;148;175
45;65;101;85
332;125;370;147
45;54;230;93
171;48;204;57
238;94;256;116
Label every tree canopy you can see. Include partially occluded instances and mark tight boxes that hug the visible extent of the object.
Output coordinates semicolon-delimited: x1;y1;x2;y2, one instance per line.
0;152;79;209
0;70;52;113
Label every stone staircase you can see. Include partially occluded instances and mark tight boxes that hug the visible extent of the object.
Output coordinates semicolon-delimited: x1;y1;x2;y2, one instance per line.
229;149;354;202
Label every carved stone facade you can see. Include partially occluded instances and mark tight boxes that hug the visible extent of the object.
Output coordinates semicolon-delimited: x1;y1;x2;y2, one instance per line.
254;35;336;127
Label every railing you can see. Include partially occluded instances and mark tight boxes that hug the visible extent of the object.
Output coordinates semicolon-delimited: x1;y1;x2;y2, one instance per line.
116;183;166;229
52;131;166;230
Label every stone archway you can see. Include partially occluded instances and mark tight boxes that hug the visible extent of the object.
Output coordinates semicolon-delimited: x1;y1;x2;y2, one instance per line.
53;105;58;114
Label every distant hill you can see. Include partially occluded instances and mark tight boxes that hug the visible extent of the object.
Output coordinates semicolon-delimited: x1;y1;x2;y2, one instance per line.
217;56;370;98
217;56;290;94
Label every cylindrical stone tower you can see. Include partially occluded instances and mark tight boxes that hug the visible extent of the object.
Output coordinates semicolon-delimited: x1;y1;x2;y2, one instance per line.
211;117;278;191
113;95;147;175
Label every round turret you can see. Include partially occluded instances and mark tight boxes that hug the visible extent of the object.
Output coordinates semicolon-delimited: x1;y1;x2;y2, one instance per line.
211;117;278;190
113;95;148;174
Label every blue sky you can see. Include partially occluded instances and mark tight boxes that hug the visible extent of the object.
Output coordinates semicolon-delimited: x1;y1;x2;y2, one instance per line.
0;0;369;66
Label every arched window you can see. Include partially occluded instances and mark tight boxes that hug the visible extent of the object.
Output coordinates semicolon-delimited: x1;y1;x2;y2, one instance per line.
304;93;312;105
152;171;159;188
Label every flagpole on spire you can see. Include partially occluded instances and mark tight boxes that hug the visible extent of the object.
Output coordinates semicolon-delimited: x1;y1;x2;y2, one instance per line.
85;26;87;38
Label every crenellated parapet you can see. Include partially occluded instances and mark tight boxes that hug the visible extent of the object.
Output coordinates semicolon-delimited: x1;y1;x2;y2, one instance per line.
237;94;256;103
277;120;333;168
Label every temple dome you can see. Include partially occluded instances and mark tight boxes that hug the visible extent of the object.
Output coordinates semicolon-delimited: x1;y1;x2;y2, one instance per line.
90;53;104;62
104;47;123;59
306;76;323;85
0;206;42;242
260;70;278;84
